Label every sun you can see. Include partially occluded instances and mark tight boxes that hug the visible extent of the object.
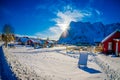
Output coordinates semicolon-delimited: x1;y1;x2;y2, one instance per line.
60;24;69;32
60;24;70;38
62;30;68;38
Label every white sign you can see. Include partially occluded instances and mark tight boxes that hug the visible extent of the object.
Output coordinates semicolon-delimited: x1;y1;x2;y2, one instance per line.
78;53;88;67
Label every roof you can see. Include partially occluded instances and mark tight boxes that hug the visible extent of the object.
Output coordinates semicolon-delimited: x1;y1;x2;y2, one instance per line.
20;37;29;43
29;39;43;44
102;29;120;43
47;40;54;43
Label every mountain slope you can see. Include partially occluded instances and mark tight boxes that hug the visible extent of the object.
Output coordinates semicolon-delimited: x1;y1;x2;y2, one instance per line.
58;21;120;45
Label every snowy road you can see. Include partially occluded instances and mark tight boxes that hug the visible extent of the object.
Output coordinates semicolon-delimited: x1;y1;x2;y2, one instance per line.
6;46;108;80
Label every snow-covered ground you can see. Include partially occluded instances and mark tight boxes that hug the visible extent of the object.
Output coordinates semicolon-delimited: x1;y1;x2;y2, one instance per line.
3;46;108;80
94;53;120;80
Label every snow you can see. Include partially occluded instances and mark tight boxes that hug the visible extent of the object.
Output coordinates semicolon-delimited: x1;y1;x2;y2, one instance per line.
4;46;108;80
94;53;120;80
58;21;120;44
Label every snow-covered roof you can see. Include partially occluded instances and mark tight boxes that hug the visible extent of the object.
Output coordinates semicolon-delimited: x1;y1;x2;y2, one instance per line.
31;39;38;43
102;29;120;43
48;40;54;43
29;39;43;44
20;37;29;43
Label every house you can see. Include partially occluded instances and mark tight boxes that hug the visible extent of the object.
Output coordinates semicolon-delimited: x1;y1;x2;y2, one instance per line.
47;40;54;47
27;39;43;47
17;37;29;45
43;40;55;48
101;30;120;56
0;34;2;41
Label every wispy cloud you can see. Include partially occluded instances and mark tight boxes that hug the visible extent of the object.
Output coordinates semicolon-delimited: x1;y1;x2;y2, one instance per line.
35;30;61;40
53;9;92;31
34;2;102;40
35;6;92;40
94;9;101;15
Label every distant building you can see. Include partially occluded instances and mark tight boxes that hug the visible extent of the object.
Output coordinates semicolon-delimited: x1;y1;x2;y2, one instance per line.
101;30;120;56
27;38;43;47
17;37;29;45
0;34;2;41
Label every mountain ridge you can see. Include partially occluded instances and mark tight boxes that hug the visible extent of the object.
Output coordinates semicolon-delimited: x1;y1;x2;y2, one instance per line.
58;21;120;45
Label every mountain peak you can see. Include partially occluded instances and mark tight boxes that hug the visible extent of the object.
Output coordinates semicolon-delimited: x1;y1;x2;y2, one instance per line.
58;21;120;45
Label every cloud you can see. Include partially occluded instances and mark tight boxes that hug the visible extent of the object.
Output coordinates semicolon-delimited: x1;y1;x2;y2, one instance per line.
34;5;102;40
95;9;101;15
35;30;61;40
49;26;61;34
35;6;92;40
49;6;92;39
53;9;86;31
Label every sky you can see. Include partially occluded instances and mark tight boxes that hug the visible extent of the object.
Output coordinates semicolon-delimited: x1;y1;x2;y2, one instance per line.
0;0;120;40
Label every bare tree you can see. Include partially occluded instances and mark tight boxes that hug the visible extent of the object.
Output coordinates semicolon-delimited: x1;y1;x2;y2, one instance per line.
2;24;15;47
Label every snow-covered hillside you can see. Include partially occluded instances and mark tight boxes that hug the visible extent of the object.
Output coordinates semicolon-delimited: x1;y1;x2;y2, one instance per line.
58;22;120;44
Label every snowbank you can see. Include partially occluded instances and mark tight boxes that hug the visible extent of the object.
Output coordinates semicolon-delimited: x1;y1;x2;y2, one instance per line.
3;47;44;80
0;46;16;80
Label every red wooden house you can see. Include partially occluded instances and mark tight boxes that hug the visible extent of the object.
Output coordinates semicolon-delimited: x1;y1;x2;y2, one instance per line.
27;39;43;46
101;30;120;56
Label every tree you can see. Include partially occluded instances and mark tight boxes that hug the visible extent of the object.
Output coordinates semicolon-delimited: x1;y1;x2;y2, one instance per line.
47;37;49;41
2;24;15;47
3;24;14;34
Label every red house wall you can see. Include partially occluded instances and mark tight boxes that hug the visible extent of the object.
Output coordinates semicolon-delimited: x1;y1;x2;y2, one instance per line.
102;31;120;53
119;42;120;52
27;40;33;45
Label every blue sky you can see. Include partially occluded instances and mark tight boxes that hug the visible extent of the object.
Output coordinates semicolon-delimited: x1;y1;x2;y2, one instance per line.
0;0;120;40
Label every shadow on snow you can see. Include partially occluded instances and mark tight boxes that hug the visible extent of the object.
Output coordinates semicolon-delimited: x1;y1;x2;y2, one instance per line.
79;66;101;74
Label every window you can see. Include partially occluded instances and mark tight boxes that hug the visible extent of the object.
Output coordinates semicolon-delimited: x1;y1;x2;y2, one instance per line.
108;42;112;50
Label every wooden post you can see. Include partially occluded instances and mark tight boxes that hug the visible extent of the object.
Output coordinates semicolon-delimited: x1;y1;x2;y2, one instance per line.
116;42;118;56
114;39;120;56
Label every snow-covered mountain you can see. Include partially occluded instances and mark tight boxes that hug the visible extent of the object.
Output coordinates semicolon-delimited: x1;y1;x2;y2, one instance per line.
58;21;120;45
